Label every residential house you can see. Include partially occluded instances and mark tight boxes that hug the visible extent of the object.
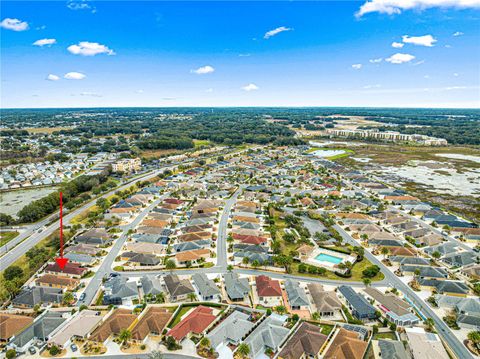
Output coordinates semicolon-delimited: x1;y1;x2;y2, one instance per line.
417;278;469;296
338;285;377;321
278;322;328;359
243;314;290;359
168;305;216;342
207;309;255;350
363;287;419;326
140;276;164;297
163;274;196;302
307;283;342;318
75;228;111;246
224;273;250;302
45;262;87;278
323;327;368;359
103;276;139;305
49;310;103;349
284;280;309;310
10;311;66;352
255;275;283;307
404;327;449;359
131;307;173;343
13;286;63;308
0;313;33;343
372;340;409;359
89;309;137;344
192;273;221;301
36;274;80;290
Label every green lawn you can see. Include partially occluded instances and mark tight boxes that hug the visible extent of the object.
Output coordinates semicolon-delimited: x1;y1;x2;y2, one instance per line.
193;139;211;148
169;305;197;328
0;231;19;246
374;332;397;340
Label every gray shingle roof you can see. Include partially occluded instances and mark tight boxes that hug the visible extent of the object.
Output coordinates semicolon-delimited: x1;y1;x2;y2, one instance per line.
284;280;309;308
192;273;220;298
12;311;65;348
244;314;290;358
207;310;254;348
224;273;250;301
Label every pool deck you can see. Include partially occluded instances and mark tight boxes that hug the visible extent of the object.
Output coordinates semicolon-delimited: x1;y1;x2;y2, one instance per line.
305;247;357;270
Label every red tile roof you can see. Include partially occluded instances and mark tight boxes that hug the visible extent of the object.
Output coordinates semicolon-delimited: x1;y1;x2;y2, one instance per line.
232;233;267;245
165;198;184;205
168;305;216;341
45;262;87;276
256;275;282;297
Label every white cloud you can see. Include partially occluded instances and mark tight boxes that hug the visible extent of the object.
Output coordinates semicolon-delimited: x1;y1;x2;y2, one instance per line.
363;84;381;89
412;60;425;66
369;58;383;63
206;88;214;93
67;41;115;56
385;53;415;64
352;64;362;70
402;34;437;47
64;72;86;80
46;74;60;81
391;42;404;48
264;26;293;39
356;0;480;17
33;38;56;47
191;65;215;75
80;92;102;97
67;0;96;12
424;75;430;79
0;18;29;31
239;53;251;57
445;44;452;48
241;83;259;91
135;89;144;94
453;31;464;36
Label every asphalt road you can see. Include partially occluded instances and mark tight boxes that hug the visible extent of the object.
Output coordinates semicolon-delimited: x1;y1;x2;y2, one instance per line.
80;195;168;306
334;224;474;359
216;187;243;269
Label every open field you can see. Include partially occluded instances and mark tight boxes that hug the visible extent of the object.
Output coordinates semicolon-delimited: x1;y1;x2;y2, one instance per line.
139;148;183;159
334;143;480;223
0;187;58;218
25;126;74;134
193;139;211;148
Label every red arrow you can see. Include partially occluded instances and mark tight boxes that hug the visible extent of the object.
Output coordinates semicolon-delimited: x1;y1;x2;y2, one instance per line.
55;192;69;270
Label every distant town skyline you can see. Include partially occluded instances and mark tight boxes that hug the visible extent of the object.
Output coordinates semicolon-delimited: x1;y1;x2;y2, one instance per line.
1;0;480;108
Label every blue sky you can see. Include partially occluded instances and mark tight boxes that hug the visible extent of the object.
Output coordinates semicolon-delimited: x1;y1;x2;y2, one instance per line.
1;0;479;108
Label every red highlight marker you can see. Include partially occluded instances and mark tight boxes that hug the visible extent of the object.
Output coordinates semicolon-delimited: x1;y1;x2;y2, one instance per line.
55;192;69;270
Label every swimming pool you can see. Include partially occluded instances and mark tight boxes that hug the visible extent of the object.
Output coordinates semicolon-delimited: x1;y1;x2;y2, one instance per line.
315;253;343;264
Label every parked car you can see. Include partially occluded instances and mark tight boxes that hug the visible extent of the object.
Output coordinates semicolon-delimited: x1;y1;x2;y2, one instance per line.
28;347;36;355
70;343;78;352
79;293;86;301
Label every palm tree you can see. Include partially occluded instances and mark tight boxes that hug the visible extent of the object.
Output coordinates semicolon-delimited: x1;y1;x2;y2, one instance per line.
424;318;435;332
187;292;197;302
381;247;389;259
363;278;372;287
118;329;132;347
275;305;287;314
165;259;176;270
237;343;251;358
311;312;320;321
63;291;74;305
156;292;165;303
467;331;480;348
242;257;250;266
227;264;234;272
200;337;211;348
